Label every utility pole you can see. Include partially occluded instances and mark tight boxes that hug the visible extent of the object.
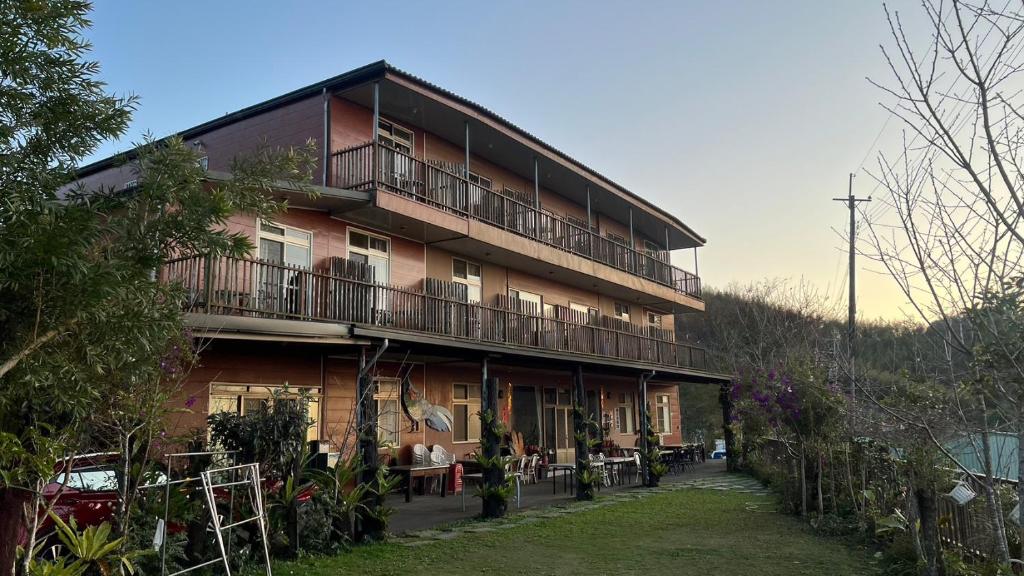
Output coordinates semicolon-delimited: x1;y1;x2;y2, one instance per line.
833;173;870;400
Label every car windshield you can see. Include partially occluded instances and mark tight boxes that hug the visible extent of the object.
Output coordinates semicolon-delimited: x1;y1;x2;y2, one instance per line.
52;467;119;492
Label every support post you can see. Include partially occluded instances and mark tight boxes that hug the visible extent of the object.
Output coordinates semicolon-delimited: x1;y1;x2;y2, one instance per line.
533;157;540;209
586;185;593;255
372;82;380;142
371;81;380;189
638;373;649;486
629;208;636;272
638;371;662;487
464;121;470;178
628;208;635;247
479;358;506;518
719;381;737;472
572;365;591;500
586;185;593;228
356;346;383;539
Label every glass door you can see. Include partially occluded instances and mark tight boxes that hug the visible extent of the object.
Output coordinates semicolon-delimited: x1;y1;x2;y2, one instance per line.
257;222;311;316
543;387;574;463
347;229;390;319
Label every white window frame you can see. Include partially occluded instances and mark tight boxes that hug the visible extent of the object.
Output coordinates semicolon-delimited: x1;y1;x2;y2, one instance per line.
374;377;401;447
509;289;542;315
655;394;671;435
613;302;631;323
377;118;414;154
645;309;663;329
346;227;390;282
208;382;321;441
569;302;599;324
257;221;312;266
606;231;629;246
452;382;482;443
467;171;492;190
615;392;635;434
452;257;482;303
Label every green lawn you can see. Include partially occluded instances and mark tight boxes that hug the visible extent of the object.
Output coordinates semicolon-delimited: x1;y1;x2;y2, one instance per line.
275;488;878;576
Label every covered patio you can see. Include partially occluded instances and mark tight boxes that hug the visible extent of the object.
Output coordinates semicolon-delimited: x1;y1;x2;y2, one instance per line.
388;458;726;535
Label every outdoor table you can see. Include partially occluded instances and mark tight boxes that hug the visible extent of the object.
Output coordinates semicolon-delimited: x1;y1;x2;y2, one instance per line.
602;456;633;485
389;464;449;503
455;458;482;473
548;462;575;495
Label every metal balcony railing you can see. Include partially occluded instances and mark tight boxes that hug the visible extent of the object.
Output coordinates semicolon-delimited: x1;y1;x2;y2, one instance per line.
331;141;702;299
162;255;707;370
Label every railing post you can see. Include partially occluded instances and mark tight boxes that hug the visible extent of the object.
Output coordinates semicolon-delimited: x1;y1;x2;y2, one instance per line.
371;278;378;325
203;255;213;312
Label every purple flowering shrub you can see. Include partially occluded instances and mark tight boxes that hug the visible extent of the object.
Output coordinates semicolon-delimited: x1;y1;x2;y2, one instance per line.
730;363;843;443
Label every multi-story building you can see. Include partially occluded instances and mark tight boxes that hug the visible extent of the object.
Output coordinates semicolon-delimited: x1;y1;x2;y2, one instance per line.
75;61;726;465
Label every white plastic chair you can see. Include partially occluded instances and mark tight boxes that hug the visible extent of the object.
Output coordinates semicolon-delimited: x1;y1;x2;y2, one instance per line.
588;453;610;488
633;451;643;483
504;460;523;508
430;445;454;465
412;444;430;466
524;454;539;484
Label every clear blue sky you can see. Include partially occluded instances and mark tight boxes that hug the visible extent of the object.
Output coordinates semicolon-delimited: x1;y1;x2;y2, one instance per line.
85;0;924;320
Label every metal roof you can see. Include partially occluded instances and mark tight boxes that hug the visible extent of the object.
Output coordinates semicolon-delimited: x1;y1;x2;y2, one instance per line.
75;60;705;244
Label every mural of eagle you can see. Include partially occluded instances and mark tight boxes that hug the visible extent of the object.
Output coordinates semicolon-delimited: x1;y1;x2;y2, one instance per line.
400;368;454;432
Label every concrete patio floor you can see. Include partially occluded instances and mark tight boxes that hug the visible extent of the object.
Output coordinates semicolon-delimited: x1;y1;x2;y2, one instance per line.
389;458;730;534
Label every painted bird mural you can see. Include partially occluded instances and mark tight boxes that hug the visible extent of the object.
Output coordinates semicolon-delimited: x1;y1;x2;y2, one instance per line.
400;368;454;432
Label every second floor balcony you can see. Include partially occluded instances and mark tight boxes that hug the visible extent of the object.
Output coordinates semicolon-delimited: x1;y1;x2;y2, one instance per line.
162;254;708;372
331;141;701;300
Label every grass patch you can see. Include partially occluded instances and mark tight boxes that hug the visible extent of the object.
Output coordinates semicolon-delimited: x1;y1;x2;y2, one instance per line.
275;488;878;575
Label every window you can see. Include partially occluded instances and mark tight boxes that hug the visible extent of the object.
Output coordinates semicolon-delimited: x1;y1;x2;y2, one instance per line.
613;302;631;323
375;378;401;446
467;171;492;190
646;310;663;328
197;156;209;171
615;392;635;434
509;289;542;314
258;221;312;267
347;228;390;285
452;383;482;442
569;302;598;323
655;394;671;434
208;383;320;441
122;179;138;190
606;232;629;246
378;118;414;154
452;258;482;303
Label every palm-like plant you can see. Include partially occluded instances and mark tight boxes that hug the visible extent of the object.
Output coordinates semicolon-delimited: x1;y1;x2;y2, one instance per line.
43;512;139;575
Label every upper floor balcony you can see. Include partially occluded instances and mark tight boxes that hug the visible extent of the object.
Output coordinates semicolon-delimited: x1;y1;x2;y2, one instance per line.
162;254;707;373
330;141;701;301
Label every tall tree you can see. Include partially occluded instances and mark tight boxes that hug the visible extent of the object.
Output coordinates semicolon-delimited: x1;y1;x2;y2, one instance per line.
0;2;317;573
862;0;1024;565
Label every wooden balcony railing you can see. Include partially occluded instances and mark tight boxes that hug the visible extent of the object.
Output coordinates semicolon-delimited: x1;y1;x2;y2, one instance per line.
162;255;707;371
331;141;702;299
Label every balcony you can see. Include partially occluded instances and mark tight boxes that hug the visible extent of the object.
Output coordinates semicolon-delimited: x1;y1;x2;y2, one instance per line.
330;142;701;300
162;255;707;371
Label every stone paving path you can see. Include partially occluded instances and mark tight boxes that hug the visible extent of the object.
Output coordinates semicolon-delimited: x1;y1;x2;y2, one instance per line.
391;469;773;547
